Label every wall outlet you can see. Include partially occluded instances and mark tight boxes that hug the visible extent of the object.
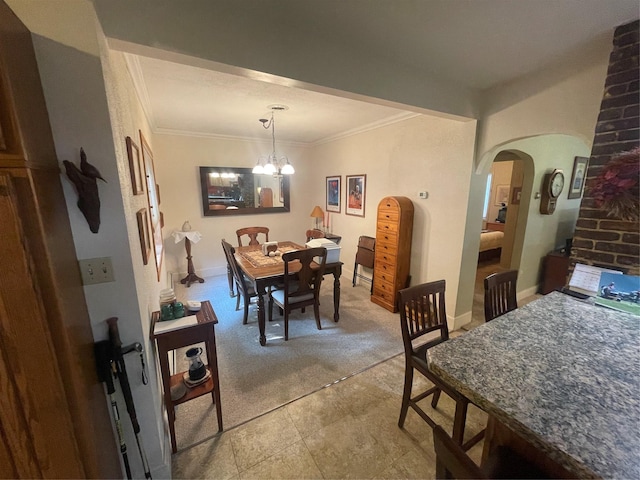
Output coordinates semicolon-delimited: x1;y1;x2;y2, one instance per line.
419;191;429;199
78;257;115;285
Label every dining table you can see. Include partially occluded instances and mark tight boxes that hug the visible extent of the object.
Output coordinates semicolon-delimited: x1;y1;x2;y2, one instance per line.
428;291;639;479
235;241;343;346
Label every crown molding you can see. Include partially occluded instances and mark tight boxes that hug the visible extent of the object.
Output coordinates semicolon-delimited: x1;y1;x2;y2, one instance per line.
123;53;156;131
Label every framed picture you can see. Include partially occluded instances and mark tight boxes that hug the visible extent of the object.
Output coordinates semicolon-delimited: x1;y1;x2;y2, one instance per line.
140;131;163;280
346;174;366;217
511;186;522;205
279;176;284;203
326;176;341;213
126;136;144;195
136;208;151;265
495;185;510;205
568;156;589;199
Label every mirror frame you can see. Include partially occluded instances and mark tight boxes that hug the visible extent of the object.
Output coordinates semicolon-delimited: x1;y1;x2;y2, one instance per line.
199;166;291;216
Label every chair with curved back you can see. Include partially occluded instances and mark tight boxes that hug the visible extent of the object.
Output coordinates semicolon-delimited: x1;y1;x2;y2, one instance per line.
305;229;325;242
432;425;548;479
398;280;484;451
236;226;269;246
484;270;518;322
268;247;327;340
221;239;257;325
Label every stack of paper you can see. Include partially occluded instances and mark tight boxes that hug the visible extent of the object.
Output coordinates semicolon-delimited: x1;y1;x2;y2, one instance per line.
154;315;198;335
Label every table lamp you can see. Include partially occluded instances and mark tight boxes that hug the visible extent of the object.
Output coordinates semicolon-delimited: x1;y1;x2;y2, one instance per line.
310;205;324;230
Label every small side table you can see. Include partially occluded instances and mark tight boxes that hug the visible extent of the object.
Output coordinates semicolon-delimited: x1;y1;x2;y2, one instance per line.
152;301;222;453
172;230;205;287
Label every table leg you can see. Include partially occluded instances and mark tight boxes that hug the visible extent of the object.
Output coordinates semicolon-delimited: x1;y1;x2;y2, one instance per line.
332;265;342;322
256;282;267;346
180;237;204;287
205;331;223;432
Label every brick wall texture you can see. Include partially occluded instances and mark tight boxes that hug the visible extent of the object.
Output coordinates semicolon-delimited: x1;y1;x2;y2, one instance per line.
571;20;640;275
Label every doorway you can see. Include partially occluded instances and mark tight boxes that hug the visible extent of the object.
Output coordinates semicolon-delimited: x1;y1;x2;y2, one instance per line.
469;151;529;327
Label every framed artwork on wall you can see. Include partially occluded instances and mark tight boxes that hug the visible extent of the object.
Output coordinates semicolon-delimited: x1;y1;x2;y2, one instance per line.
568;156;589;199
495;185;510;205
326;175;341;213
346;174;366;217
511;186;522;205
140;130;163;280
136;208;151;265
125;136;144;195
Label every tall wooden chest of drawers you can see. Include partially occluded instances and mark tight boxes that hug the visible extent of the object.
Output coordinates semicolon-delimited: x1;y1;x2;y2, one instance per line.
371;196;414;312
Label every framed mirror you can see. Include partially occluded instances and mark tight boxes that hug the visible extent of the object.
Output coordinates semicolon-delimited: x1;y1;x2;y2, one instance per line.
199;166;290;216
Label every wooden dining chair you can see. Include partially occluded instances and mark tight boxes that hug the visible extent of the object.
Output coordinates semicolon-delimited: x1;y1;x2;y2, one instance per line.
432;425;548;479
398;280;484;451
221;239;257;324
236;226;269;246
484;270;518;322
268;247;327;340
305;229;325;242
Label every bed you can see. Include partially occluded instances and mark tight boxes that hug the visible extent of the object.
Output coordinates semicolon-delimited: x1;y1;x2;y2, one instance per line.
478;229;504;262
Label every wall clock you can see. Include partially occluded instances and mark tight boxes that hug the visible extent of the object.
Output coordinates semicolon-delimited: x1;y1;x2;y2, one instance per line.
540;169;564;214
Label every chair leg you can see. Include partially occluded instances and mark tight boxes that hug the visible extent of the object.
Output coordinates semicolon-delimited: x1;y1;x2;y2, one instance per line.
314;303;322;330
227;265;235;297
284;308;289;341
243;296;250;325
268;296;273;322
398;363;414;427
235;293;241;311
353;262;358;287
431;388;442;408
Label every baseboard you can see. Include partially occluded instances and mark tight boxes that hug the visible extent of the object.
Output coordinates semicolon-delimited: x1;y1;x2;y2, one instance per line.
518;285;540;301
450;311;471;331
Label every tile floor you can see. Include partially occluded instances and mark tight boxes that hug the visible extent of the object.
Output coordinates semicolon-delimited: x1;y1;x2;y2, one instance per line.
172;351;487;479
172;262;537;479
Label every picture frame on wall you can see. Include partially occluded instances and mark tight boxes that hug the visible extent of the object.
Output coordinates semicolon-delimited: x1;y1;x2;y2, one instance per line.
568;156;589;199
326;175;341;213
140;131;163;280
136;208;151;265
495;185;510;205
346;174;366;217
126;136;144;195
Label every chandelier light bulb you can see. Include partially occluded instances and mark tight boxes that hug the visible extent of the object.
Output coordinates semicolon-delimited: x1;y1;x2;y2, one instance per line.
255;105;293;176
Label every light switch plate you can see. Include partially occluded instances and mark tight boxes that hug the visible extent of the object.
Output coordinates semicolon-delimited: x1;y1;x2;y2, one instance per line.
78;257;115;285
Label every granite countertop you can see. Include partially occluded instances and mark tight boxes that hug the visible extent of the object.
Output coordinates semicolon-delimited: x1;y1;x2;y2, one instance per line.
428;292;639;479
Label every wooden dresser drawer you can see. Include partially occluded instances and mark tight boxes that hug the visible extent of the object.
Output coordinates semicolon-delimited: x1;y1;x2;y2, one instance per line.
377;208;400;223
376;242;398;261
371;286;395;306
377;221;399;235
376;231;398;248
375;248;397;271
374;267;397;286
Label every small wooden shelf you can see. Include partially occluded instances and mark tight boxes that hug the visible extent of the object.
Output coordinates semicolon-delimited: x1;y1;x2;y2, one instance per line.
152;300;222;453
170;372;214;406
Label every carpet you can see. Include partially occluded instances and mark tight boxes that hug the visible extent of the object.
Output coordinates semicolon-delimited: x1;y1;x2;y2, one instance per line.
170;273;403;451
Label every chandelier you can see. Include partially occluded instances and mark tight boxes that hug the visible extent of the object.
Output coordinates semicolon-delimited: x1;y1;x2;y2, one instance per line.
252;105;294;175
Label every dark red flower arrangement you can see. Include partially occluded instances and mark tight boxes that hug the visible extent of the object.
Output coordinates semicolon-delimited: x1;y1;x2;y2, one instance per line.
589;147;640;222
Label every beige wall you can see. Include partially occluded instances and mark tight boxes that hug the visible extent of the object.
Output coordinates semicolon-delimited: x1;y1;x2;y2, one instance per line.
152;133;310;277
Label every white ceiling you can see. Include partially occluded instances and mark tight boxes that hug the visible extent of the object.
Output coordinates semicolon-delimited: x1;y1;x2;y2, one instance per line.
119;0;639;145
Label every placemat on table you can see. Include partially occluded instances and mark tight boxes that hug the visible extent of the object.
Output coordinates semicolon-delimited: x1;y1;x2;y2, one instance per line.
239;243;300;268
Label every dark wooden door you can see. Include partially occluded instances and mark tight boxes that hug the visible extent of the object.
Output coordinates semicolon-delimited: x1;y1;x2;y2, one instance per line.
0;2;120;477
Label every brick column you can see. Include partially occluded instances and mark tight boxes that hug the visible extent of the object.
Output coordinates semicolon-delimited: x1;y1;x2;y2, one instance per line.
571;20;639;275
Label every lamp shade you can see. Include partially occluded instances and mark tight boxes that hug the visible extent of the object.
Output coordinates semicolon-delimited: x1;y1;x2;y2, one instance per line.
310;206;324;218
